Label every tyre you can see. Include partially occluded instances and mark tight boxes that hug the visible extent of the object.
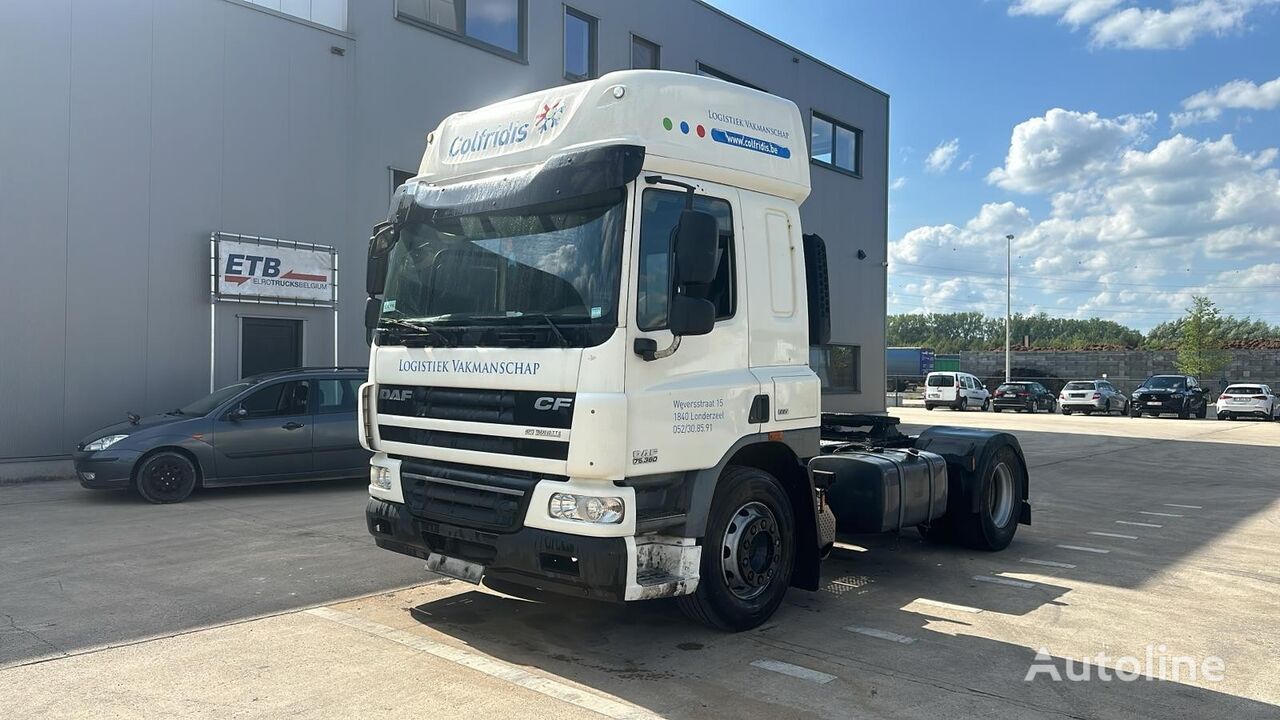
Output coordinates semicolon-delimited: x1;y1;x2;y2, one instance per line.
677;465;795;631
956;398;968;412
993;407;1002;413
1104;400;1112;416
982;398;991;412
1129;407;1139;418
1062;408;1072;415
955;445;1023;551
925;404;935;411
134;451;198;504
1178;402;1190;420
1196;402;1207;419
1217;412;1229;421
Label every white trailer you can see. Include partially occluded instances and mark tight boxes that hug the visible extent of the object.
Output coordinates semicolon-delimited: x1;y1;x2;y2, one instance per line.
360;71;1030;630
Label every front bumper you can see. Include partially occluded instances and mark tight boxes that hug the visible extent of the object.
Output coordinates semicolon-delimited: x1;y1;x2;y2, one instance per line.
367;497;629;602
72;449;142;488
1134;397;1185;414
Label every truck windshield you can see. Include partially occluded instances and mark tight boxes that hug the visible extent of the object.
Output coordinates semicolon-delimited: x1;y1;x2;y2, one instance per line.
379;188;626;348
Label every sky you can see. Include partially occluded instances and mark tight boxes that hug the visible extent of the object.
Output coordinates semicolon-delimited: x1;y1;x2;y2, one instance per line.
706;0;1280;331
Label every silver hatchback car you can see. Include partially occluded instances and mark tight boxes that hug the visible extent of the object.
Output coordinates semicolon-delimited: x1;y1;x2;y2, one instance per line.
1059;379;1129;415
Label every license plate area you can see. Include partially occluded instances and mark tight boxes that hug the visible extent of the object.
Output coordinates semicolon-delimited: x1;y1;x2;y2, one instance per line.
426;553;485;584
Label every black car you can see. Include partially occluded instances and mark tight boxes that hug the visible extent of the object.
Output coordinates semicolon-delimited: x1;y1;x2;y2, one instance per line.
991;381;1057;413
1129;374;1211;419
73;367;369;503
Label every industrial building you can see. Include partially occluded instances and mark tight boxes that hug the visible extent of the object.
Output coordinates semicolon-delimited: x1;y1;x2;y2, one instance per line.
0;0;887;466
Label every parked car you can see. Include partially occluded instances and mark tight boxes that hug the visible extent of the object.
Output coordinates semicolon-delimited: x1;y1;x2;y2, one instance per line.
992;381;1056;413
1216;384;1278;421
1059;379;1129;415
1128;375;1211;419
73;367;369;503
924;371;991;411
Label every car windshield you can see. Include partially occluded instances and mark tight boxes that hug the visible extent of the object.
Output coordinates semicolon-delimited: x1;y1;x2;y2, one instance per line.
999;384;1028;392
1224;386;1262;395
378;187;627;348
179;382;252;415
1142;376;1186;390
1064;382;1096;391
927;375;955;387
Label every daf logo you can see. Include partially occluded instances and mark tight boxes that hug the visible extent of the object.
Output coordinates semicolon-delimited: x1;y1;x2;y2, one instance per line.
534;397;573;411
379;388;414;401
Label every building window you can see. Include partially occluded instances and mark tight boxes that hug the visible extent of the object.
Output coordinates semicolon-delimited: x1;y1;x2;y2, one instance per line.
563;7;597;82
696;63;763;91
396;0;525;61
810;112;861;176
631;35;660;70
242;0;348;31
636;189;736;331
811;345;860;392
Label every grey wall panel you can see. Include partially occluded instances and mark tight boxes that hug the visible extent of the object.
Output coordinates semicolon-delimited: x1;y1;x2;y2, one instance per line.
62;0;153;448
0;0;72;458
147;0;227;416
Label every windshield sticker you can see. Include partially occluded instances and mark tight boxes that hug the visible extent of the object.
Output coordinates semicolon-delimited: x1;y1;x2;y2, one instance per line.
590;306;602;319
382;299;397;312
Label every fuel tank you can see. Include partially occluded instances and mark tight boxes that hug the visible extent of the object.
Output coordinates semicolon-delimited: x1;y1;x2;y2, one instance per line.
809;448;949;533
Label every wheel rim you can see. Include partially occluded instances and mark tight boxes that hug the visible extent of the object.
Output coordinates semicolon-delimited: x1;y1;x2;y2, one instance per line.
989;462;1015;528
721;501;783;601
145;459;188;500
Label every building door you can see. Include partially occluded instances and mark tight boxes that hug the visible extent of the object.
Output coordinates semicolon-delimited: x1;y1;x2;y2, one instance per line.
241;317;303;378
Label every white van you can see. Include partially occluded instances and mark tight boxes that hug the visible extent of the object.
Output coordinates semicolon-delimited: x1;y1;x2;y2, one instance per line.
924;372;991;411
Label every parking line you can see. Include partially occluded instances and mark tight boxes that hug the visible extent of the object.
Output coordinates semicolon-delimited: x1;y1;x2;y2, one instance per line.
846;626;917;644
1057;544;1110;554
1140;511;1184;518
1020;558;1076;569
912;598;984;614
750;659;837;685
1088;531;1139;540
1164;504;1202;510
1116;520;1162;528
306;607;662;720
973;575;1036;589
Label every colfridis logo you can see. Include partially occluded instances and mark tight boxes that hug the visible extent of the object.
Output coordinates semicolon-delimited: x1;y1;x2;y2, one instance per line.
534;99;565;133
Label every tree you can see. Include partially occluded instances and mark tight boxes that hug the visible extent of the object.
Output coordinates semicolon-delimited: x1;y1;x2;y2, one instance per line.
1175;296;1231;379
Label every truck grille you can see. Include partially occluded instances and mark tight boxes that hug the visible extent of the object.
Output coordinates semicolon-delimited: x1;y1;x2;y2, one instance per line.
379;425;568;460
399;458;560;532
377;385;574;429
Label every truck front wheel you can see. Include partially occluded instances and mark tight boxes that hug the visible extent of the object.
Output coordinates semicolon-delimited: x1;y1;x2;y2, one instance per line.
678;466;795;632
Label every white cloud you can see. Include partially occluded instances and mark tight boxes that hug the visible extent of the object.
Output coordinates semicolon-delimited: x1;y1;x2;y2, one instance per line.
925;138;961;173
1172;75;1280;127
893;109;1280;329
890;177;909;190
1007;0;1280;50
987;109;1155;193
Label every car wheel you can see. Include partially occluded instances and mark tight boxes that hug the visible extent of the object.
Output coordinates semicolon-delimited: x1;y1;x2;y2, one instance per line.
1178;402;1191;420
925;404;934;411
677;465;794;631
1104;399;1112;416
1062;408;1072;415
1129;406;1139;418
1217;412;1228;420
956;398;968;412
134;451;198;504
982;398;991;412
993;407;1002;413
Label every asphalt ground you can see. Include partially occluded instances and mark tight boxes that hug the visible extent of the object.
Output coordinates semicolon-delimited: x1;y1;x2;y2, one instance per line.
2;408;1277;718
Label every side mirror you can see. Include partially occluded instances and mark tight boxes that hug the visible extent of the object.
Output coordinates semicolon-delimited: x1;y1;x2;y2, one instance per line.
802;234;831;346
673;210;718;286
668;294;715;337
230;407;248;421
366;222;397;296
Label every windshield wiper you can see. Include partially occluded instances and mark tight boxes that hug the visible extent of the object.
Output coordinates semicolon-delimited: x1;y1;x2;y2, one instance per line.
379;317;454;347
527;314;569;348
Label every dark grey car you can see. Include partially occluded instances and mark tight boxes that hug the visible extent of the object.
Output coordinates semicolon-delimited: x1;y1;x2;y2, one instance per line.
73;367;369;503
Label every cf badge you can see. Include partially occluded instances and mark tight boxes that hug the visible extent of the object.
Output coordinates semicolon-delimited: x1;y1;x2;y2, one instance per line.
534;397;573;411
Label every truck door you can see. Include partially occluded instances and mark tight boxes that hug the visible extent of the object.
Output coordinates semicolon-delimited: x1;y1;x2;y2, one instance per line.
624;178;757;477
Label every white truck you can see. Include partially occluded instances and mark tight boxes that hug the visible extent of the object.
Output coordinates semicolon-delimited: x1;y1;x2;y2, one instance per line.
359;71;1030;630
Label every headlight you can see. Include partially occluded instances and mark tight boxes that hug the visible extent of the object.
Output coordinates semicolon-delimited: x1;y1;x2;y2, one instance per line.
84;434;128;451
548;493;624;524
1171;392;1185;399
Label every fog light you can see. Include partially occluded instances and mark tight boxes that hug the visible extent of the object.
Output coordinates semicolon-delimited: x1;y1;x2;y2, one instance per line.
80;472;96;481
371;466;393;491
548;493;624;524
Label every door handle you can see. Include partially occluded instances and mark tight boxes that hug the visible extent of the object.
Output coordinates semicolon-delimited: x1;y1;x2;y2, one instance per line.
282;421;304;430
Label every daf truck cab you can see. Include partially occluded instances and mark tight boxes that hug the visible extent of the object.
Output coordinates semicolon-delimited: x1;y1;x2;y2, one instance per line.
360;71;1030;630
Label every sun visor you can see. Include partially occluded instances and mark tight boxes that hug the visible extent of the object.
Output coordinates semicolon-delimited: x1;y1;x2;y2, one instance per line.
406;144;645;220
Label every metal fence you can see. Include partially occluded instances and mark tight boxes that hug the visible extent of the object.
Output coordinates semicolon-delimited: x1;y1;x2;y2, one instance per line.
886;374;1234;399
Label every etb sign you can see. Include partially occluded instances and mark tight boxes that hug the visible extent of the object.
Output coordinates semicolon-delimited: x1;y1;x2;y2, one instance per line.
214;236;335;304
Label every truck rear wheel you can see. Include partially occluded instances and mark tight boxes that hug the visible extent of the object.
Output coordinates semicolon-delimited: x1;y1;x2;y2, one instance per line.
677;465;795;632
955;445;1022;551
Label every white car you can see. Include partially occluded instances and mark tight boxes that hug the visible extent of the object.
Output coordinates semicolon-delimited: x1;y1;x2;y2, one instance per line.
1216;384;1278;421
924;371;991;411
